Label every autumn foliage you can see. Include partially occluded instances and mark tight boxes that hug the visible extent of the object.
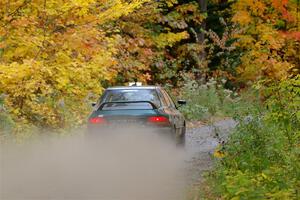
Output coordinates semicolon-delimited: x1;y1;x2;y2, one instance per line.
0;0;299;132
232;0;299;82
0;0;149;130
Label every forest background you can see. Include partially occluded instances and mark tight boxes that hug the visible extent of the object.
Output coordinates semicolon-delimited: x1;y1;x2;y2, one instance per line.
0;0;299;199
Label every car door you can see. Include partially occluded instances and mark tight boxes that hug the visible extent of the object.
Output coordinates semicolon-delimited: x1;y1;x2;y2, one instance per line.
159;88;185;129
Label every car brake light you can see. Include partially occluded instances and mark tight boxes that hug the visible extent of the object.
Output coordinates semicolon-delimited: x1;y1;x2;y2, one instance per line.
89;117;107;124
148;116;169;124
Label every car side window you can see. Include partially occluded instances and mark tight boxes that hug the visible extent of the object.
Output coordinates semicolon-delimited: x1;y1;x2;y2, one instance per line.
161;89;175;108
156;89;168;107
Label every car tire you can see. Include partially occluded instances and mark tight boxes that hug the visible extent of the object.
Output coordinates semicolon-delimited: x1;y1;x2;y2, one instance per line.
175;126;185;146
181;123;186;136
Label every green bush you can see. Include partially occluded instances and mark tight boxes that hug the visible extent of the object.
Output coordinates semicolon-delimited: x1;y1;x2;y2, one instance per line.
177;77;260;122
0;95;38;142
206;76;300;199
0;96;14;137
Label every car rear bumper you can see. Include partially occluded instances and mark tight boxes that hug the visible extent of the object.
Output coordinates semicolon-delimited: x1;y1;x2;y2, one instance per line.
87;125;173;135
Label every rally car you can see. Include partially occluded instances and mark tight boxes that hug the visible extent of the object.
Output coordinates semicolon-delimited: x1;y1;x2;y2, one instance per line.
87;85;186;143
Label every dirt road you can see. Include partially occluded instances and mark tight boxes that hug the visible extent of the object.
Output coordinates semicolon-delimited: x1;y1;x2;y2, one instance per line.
184;119;237;184
1;119;236;200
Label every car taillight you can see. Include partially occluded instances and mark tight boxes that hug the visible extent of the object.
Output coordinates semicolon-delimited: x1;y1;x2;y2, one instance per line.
147;116;169;125
89;117;107;124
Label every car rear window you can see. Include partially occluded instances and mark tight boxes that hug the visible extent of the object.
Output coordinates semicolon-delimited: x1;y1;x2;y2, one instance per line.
101;89;160;110
101;102;153;110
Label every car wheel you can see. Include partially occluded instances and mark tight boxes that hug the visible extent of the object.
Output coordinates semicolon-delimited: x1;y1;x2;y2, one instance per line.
181;123;186;136
175;126;185;146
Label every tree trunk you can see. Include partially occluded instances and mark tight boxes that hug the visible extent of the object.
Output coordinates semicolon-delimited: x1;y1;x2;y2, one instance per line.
198;0;207;45
198;0;207;63
197;0;208;80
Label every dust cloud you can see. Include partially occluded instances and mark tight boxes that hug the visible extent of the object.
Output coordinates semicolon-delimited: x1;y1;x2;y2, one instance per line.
0;128;188;200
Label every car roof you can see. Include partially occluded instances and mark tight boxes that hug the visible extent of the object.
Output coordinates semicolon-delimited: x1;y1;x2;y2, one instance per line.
106;86;160;90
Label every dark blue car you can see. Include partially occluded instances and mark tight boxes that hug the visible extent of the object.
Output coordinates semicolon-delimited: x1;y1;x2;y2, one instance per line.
88;85;186;143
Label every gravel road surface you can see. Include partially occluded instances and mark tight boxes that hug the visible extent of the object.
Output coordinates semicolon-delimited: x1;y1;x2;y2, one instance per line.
184;119;237;183
1;119;237;200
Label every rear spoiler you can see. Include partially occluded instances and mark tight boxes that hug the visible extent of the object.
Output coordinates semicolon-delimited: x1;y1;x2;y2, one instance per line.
98;101;158;110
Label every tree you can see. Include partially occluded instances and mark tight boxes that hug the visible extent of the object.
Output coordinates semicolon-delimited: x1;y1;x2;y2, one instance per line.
231;0;300;83
0;0;148;129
